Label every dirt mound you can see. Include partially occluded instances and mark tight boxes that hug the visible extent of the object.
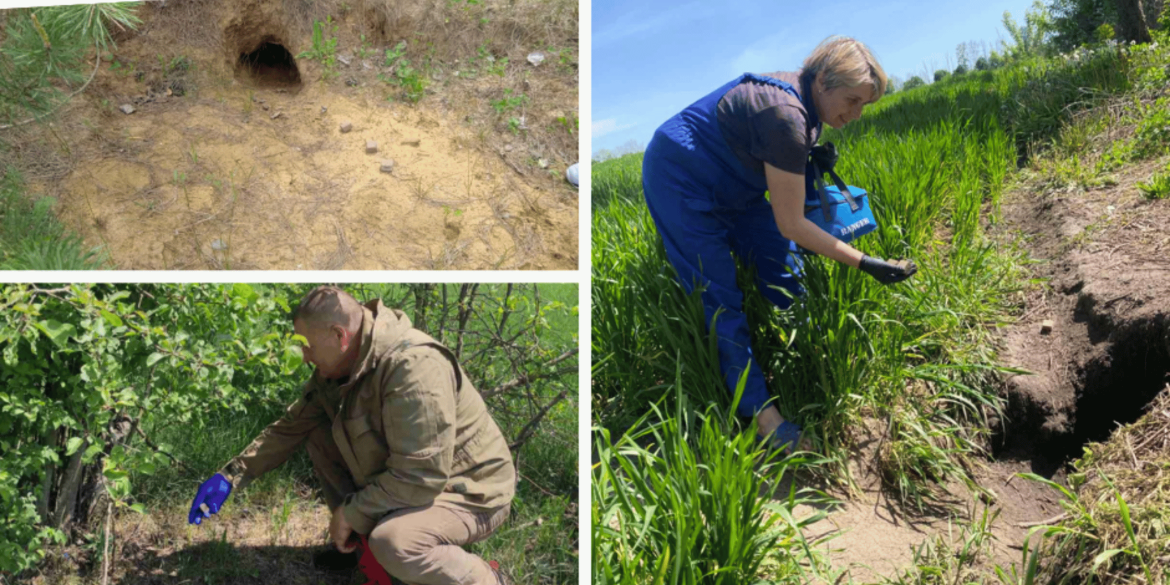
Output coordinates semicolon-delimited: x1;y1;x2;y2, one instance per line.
6;0;578;269
996;157;1170;474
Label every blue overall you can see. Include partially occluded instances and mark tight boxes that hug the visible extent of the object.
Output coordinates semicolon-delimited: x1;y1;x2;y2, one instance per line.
642;73;820;418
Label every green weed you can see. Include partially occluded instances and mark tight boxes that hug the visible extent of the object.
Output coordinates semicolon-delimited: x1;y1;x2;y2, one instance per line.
487;56;508;77
1136;165;1170;200
492;88;527;114
296;17;339;79
381;41;427;103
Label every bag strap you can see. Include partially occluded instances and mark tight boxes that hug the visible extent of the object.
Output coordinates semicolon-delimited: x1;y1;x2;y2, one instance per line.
809;143;861;215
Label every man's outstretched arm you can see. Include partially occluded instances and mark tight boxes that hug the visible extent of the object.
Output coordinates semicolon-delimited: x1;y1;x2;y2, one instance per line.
218;380;328;492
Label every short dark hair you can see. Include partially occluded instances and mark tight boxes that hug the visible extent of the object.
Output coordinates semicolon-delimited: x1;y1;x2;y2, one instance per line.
293;286;362;331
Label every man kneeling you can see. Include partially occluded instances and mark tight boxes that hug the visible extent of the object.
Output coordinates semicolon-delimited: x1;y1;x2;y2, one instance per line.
191;286;515;585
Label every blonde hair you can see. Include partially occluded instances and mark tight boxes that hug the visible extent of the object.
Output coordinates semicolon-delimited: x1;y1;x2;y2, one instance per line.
801;36;888;102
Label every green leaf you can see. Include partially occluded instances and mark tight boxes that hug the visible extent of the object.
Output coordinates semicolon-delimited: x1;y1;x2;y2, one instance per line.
129;503;146;514
282;344;302;374
99;310;124;328
82;443;103;463
146;352;166;367
103;469;128;480
34;319;76;348
1092;548;1124;571
65;437;84;456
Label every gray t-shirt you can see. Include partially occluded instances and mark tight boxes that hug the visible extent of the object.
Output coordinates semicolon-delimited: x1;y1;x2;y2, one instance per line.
716;71;820;177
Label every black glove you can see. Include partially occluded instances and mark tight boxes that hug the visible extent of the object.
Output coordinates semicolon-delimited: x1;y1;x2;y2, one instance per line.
859;255;918;284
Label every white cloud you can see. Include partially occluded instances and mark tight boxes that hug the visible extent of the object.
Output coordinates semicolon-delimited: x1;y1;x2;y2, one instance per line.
592;118;635;138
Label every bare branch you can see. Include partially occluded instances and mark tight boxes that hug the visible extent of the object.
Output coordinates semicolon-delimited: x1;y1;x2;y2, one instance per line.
509;389;569;452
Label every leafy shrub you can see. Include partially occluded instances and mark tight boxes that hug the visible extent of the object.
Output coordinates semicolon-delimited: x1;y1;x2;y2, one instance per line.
1132;97;1170;158
1096;22;1116;42
934;69;951;82
903;75;926;90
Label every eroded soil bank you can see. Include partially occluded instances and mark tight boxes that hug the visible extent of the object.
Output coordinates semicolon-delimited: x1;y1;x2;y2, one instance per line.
796;155;1170;583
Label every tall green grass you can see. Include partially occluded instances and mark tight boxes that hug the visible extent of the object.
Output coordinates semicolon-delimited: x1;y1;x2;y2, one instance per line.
592;362;833;583
592;46;1131;510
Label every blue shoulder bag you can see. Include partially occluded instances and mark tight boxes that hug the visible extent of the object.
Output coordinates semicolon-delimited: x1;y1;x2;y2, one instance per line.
805;142;877;245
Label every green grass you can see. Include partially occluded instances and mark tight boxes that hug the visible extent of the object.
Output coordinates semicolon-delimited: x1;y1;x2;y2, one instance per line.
0;167;106;269
592;363;835;583
1137;164;1170;200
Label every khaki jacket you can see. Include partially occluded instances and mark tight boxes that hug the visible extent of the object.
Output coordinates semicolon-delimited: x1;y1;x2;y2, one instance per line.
219;300;516;534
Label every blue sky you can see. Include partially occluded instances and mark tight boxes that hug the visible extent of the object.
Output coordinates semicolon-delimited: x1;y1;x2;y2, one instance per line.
592;0;1041;155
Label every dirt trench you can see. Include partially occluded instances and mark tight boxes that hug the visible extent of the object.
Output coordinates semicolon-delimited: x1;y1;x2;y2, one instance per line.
795;158;1170;583
996;158;1170;477
11;0;579;270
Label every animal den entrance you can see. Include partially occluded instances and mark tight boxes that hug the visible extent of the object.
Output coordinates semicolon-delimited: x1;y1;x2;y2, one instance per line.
999;313;1170;475
237;39;301;88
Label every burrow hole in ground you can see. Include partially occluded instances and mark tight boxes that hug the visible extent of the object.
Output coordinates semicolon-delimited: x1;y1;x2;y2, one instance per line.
996;313;1170;476
236;38;301;89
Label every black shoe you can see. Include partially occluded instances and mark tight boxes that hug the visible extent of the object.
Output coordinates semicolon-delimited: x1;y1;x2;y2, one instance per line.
312;546;359;571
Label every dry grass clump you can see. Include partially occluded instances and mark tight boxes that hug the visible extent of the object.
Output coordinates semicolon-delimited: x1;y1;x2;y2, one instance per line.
1019;385;1170;584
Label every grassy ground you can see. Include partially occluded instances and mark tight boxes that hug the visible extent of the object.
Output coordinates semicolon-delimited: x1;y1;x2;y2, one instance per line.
17;283;577;585
591;36;1169;583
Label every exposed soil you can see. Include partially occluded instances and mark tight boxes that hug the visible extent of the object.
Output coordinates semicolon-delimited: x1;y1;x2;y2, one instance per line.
995;156;1170;475
2;0;579;270
790;424;1063;583
22;496;364;585
790;154;1170;583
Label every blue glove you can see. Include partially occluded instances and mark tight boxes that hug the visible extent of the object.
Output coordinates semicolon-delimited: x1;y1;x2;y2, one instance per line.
188;473;232;525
